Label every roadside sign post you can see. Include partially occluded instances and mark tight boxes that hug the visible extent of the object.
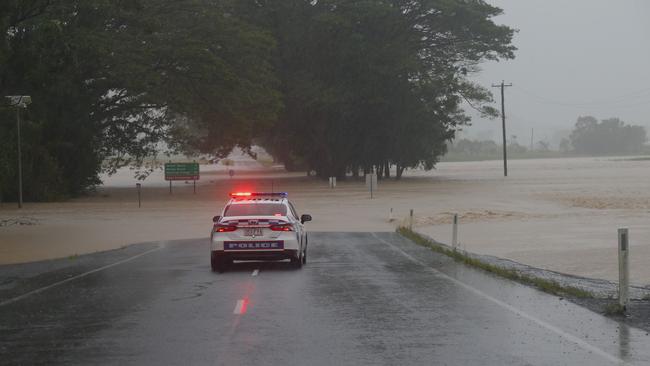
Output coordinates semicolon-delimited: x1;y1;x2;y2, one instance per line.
618;228;630;310
5;95;32;208
136;183;141;208
16;107;23;208
366;173;377;199
165;162;200;195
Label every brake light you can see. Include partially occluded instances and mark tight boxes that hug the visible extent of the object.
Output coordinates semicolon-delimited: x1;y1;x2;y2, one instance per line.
270;224;293;232
215;225;237;232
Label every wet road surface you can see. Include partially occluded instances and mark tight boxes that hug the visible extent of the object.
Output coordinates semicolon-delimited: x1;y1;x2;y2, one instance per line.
1;232;649;365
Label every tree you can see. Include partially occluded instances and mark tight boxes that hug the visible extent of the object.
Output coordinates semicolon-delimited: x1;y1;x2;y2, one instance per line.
569;116;646;155
0;0;280;200
257;0;515;178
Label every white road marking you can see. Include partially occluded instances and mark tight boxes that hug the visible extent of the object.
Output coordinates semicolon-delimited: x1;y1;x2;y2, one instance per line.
252;269;259;277
233;299;248;314
0;245;163;307
372;233;627;366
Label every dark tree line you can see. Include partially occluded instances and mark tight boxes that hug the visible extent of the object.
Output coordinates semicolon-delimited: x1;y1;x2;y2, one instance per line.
567;116;646;155
1;0;515;201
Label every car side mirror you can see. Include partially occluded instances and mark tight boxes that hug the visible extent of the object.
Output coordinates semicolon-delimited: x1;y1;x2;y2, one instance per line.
212;215;221;223
300;214;312;224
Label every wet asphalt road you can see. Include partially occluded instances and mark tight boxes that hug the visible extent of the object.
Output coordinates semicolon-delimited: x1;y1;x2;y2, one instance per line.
1;232;649;366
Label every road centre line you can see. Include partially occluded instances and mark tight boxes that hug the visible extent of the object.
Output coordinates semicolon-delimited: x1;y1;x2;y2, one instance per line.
372;233;627;366
0;245;163;307
233;299;249;315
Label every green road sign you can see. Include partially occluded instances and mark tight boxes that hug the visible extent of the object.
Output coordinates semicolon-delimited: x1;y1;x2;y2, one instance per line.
165;163;200;181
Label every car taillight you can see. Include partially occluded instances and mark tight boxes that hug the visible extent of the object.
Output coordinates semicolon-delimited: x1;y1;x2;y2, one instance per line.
270;224;293;232
215;225;237;232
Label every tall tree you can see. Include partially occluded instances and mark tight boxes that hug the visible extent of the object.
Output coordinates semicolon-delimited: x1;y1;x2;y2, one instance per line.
0;0;280;200
258;0;515;178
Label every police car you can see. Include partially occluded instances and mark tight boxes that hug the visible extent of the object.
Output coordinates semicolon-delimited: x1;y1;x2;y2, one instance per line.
210;192;311;272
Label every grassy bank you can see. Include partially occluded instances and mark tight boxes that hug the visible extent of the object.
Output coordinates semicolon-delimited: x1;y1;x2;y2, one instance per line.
396;227;593;299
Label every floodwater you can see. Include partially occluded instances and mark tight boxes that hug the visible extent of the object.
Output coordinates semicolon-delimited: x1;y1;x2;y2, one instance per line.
0;156;648;285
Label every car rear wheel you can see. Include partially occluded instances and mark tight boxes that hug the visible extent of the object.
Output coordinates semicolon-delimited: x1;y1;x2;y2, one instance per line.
291;254;302;269
301;236;308;265
211;253;226;273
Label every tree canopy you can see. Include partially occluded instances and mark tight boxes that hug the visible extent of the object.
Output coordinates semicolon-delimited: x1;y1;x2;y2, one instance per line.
569;116;646;155
1;0;515;201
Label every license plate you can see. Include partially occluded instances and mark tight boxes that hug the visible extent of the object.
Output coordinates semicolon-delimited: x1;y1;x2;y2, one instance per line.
224;241;284;250
244;228;263;237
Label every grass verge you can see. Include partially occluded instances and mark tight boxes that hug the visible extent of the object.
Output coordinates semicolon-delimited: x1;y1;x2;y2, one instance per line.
397;227;593;299
603;303;626;316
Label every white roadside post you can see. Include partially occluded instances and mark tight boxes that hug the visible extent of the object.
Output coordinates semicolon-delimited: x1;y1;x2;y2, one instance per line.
328;176;336;188
452;214;458;250
618;228;630;310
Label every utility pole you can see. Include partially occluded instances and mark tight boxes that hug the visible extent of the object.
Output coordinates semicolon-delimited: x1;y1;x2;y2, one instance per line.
530;128;534;151
492;81;512;177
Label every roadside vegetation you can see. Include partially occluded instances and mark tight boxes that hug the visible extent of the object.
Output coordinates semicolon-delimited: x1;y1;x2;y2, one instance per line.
602;303;626;316
397;227;594;299
0;0;515;201
444;116;648;162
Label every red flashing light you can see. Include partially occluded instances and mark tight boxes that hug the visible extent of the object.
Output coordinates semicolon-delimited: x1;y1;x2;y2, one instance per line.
270;224;293;232
230;192;252;197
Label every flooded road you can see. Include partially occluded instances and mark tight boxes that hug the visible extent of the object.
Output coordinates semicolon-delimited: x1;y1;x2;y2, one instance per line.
1;232;648;365
3;157;650;285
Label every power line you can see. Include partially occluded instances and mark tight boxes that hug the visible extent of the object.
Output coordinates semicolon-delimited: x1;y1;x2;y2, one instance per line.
513;85;650;108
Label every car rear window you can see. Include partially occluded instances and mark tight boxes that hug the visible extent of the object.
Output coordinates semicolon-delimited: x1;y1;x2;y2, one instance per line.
224;203;288;217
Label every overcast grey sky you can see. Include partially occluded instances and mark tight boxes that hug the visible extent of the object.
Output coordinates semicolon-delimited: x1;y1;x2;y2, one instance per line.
465;0;650;146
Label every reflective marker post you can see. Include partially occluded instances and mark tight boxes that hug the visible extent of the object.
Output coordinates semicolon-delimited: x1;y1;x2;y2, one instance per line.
409;209;414;231
452;214;458;250
328;177;336;188
618;228;630;309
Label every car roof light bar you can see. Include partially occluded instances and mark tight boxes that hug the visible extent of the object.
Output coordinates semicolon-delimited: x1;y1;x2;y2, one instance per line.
229;192;288;198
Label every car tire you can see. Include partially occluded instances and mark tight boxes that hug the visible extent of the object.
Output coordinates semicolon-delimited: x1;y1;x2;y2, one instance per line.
211;253;226;273
301;236;308;265
291;254;302;269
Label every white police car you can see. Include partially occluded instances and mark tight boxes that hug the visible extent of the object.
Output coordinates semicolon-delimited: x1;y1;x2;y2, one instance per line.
210;192;311;272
